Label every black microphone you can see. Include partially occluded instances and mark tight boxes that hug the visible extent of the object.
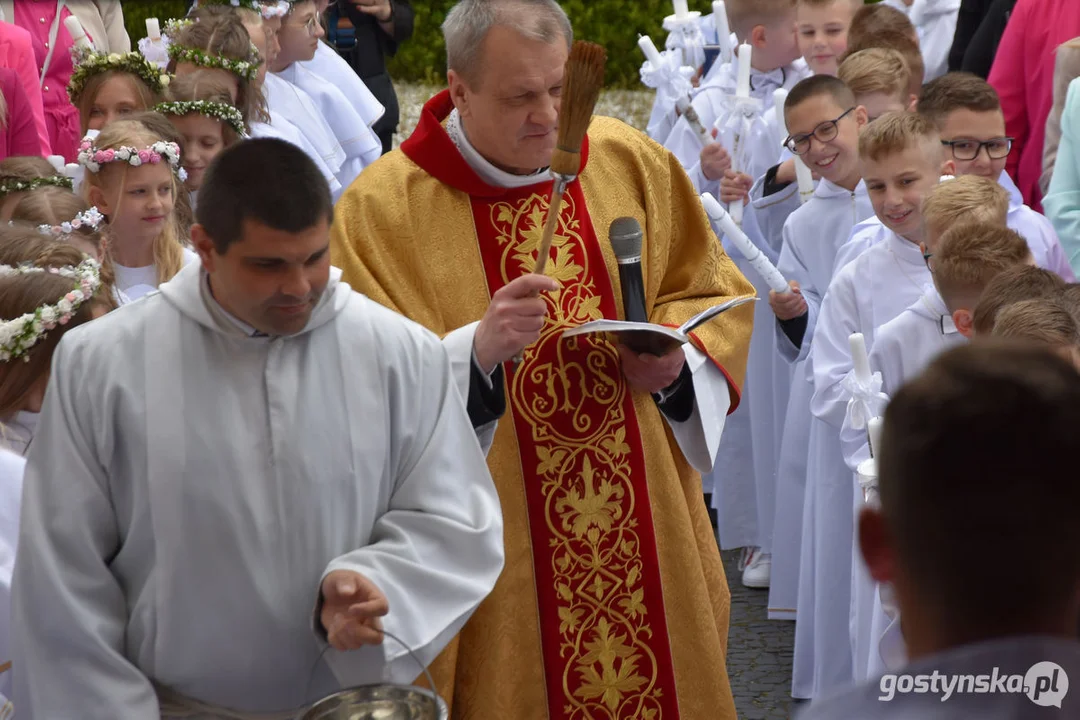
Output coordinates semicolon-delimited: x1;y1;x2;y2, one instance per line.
609;217;648;325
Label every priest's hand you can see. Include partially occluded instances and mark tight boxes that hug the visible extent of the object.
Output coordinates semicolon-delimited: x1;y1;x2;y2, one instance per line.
474;274;559;373
320;570;390;651
769;280;808;320
700;136;731;181
617;344;686;394
719;170;752;206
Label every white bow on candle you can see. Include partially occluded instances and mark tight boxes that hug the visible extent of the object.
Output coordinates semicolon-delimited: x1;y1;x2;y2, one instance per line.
638;35;711;147
717;43;762;226
843;333;890;432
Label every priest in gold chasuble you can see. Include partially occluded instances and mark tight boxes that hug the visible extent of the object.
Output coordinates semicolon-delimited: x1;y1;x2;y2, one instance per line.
329;2;754;718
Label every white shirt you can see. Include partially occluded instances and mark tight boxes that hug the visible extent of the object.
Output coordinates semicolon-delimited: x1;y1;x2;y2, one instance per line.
114;247;199;301
249;118;344;200
262;73;349;187
304;42;385;128
12;263;505;717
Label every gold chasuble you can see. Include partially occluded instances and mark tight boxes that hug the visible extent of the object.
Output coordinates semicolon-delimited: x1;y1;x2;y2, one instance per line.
330;91;754;719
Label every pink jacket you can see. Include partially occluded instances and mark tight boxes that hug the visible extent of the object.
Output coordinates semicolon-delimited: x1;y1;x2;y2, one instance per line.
989;0;1080;213
0;21;49;156
0;67;47;160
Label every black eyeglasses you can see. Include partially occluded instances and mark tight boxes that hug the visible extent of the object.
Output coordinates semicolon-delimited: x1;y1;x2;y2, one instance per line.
784;107;855;155
923;250;934;272
941;137;1013;161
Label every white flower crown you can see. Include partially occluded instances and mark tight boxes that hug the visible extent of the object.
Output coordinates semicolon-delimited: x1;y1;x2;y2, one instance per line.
78;139;187;182
0;259;101;363
37;207;106;238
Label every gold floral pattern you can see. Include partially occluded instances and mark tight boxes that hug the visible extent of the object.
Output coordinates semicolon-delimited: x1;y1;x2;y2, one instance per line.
480;185;676;719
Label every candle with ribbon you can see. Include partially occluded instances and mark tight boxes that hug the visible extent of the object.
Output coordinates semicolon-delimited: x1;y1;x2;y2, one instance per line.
773;88;815;204
673;0;690;19
638;34;711;147
702;192;789;293
724;43;755;226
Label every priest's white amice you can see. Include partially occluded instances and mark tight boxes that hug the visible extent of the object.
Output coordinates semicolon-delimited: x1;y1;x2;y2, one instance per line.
11;264;505;717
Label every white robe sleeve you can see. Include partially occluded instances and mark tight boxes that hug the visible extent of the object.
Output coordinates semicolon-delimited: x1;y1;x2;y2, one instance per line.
441;322;497;454
11;336;160;718
775;221;819;364
663;345;731;474
809;266;862;430
318;333;505;686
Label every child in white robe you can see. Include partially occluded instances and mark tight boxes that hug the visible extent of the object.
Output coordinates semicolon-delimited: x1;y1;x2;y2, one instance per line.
304;32;386;131
794;111;952;699
918;72;1075;281
81;120;198;299
881;0;961;82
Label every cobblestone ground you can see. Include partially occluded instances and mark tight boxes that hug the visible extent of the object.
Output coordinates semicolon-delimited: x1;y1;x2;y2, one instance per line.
722;549;799;720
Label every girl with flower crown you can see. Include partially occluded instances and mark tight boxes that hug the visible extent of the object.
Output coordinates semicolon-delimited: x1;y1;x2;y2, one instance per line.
67;45;169;139
80;119;196;300
157;71;245;208
11;185;121;308
0;155;73;220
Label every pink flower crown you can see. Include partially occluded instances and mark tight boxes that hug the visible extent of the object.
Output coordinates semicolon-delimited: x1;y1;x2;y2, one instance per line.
77;139;186;182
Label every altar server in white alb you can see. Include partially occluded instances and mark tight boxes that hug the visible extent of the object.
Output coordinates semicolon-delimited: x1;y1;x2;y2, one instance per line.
11;138;505;718
917;72;1074;281
273;0;382;173
794;112;951;699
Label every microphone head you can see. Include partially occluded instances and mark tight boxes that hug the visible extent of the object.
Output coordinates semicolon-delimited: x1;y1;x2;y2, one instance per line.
609;217;643;263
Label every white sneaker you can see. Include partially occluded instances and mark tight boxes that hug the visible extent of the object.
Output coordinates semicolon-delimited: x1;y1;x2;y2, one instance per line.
739;547;771;589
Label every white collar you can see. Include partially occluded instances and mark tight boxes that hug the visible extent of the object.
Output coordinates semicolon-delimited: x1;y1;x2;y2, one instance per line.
445;109;550;189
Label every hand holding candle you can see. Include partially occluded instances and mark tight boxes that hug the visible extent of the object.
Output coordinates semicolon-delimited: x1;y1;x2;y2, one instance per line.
701;192;788;293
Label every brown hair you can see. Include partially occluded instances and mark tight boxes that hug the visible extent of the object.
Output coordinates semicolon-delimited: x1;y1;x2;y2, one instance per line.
0;156;66;195
0;236;99;419
991;298;1080;347
161;71;244;148
879;341;1080;645
933;222;1034;314
972;266;1068;335
838;48;911;102
922;176;1010;239
169;11;269;126
81;119;186;286
1060;284;1080;319
10;188;119;311
844;30;923;98
726;0;797;40
918;72;1003;132
75;71;162;136
858;110;941;164
785;74;857;120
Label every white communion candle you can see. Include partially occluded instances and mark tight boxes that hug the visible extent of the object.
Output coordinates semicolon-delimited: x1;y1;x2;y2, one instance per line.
712;1;733;59
850;333;872;387
146;18;162;40
701;193;788;293
673;0;690;19
773;88;816;203
735;43;752;98
46;155;65;173
64;15;91;49
867;416;884;460
638;35;664;67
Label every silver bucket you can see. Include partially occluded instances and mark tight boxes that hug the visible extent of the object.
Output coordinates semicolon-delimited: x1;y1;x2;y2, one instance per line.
301;631;444;720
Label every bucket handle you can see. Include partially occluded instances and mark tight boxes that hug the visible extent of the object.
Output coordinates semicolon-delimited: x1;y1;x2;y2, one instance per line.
305;629;439;706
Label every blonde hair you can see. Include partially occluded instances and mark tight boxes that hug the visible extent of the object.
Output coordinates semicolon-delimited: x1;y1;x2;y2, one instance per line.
858;110;941;164
170;11;269;126
838;48;911;101
973;267;1068;335
726;0;797;40
81;119;186;286
10;187;119;311
933;222;1033;314
0;233;99;419
843;24;923;98
75;71;162;136
922;176;1010;236
992;298;1080;348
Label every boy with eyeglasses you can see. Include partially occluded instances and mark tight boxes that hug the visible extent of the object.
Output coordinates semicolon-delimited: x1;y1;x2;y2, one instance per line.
918;72;1074;280
794;111;953;700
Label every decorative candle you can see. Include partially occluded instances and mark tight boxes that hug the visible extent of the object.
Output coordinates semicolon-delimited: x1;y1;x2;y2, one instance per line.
146;18;162;41
637;35;664;68
702;193;788;293
850;333;872;386
712;1;733;60
867;416;884;460
673;0;690;19
64;15;91;50
46;156;65;173
735;43;752;98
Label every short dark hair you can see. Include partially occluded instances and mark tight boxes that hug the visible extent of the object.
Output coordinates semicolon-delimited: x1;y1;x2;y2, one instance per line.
879;341;1080;642
972;266;1067;335
785;75;857;121
918;72;1002;131
195;138;333;253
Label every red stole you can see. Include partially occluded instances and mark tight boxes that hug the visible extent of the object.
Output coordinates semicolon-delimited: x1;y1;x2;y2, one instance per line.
403;92;680;719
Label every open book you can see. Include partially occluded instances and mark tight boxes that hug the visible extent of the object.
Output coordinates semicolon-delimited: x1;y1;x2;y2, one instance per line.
562;296;756;356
